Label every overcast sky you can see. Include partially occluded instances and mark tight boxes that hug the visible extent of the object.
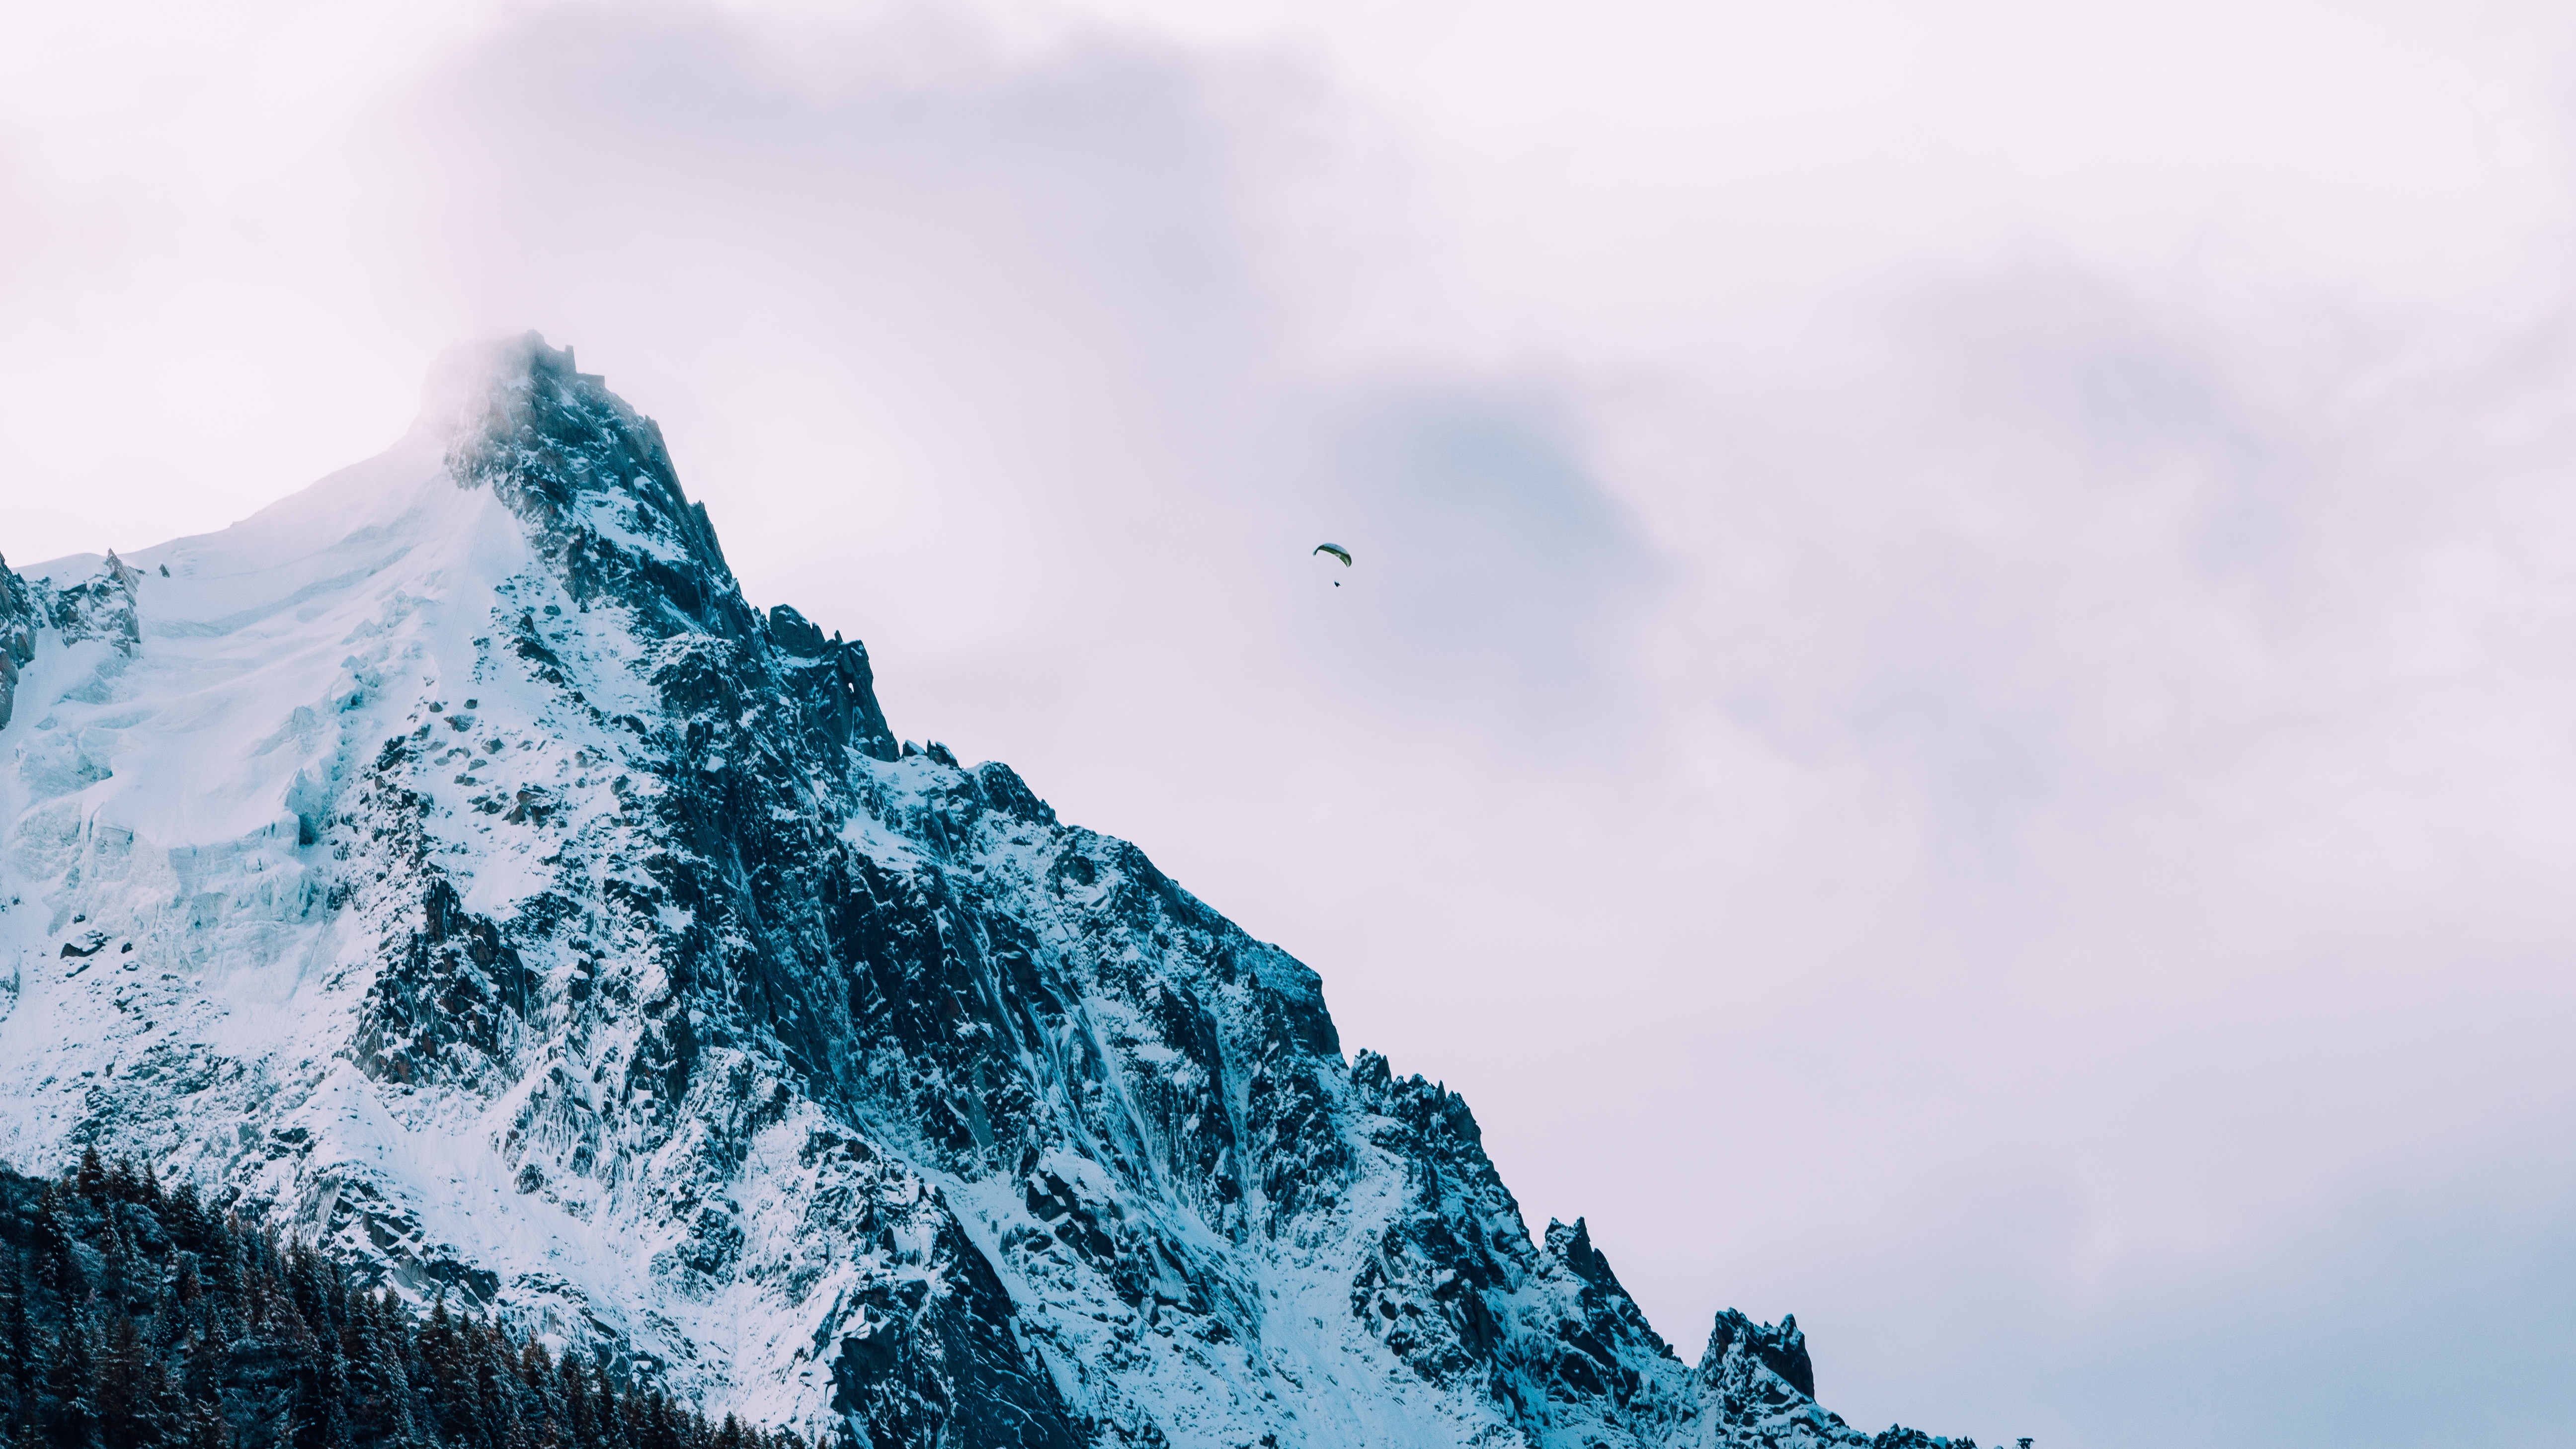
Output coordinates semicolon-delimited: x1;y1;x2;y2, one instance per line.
9;2;2576;1444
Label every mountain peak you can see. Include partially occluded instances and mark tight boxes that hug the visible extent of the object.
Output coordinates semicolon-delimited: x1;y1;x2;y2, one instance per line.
412;329;604;444
0;337;1964;1449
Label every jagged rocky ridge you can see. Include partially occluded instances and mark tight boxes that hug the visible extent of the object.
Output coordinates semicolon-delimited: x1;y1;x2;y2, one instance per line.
0;336;1971;1449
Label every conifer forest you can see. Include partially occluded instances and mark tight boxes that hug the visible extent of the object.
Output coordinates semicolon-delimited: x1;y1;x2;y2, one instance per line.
0;1150;812;1449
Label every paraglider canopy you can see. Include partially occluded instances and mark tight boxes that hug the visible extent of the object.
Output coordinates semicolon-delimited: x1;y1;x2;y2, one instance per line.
1313;543;1353;565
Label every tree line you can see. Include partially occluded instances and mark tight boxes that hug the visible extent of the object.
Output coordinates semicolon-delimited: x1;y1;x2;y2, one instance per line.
0;1150;818;1449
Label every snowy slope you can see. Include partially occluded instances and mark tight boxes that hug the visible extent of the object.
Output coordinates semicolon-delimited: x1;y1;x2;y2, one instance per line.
0;336;1949;1449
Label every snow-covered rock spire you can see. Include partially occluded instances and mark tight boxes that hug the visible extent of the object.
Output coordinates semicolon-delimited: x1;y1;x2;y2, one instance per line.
0;335;1962;1449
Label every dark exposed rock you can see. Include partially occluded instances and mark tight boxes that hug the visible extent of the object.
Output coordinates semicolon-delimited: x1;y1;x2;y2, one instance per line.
33;552;142;651
0;552;32;730
1708;1308;1817;1400
769;605;899;763
0;548;133;731
827;1203;1085;1449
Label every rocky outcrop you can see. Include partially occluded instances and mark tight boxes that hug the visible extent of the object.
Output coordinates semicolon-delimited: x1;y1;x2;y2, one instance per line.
35;550;143;650
0;553;33;730
0;549;141;733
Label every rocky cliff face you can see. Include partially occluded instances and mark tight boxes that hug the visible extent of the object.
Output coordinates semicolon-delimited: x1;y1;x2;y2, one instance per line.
0;336;1962;1449
0;558;35;731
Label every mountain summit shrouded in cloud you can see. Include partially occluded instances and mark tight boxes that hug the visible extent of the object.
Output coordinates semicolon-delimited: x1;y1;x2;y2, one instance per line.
14;6;2576;1444
0;335;1972;1448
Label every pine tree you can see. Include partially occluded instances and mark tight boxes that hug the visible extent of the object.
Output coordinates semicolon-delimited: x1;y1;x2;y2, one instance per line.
559;1352;593;1449
96;1313;146;1448
2;1245;32;1434
42;1321;99;1449
163;1187;209;1257
178;1330;221;1433
98;1210;131;1319
183;1399;224;1449
592;1359;625;1449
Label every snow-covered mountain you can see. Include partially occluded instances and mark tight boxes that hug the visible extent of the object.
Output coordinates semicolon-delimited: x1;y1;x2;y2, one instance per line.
0;336;1959;1448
